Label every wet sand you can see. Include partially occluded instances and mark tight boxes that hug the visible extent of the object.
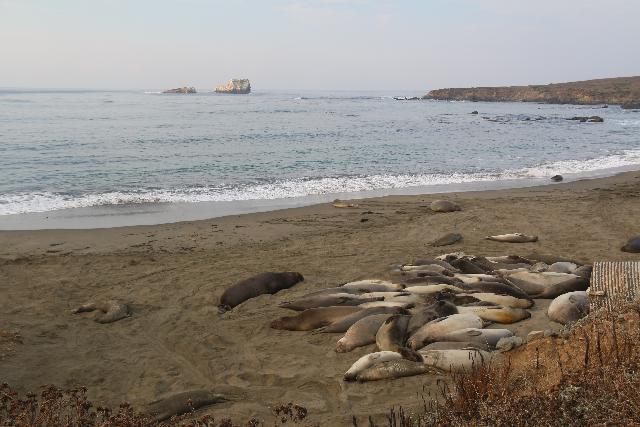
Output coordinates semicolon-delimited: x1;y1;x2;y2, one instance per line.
1;171;639;424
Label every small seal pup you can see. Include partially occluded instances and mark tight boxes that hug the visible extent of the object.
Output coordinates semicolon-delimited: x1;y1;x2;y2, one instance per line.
430;200;461;213
547;291;589;325
407;300;459;336
438;328;514;349
407;313;484;350
278;294;383;311
146;390;227;422
430;233;463;247
319;306;408;333
375;315;422;362
336;314;394;353
270;306;362;331
622;236;640;253
485;233;538;243
419;349;494;372
355;359;431;382
344;351;403;381
219;272;304;312
72;300;130;324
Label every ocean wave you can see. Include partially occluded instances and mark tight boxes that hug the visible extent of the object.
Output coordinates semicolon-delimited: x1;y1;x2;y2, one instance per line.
2;149;640;216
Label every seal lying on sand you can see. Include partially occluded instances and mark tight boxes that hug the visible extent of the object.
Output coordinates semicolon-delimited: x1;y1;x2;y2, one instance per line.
72;300;130;324
421;341;489;351
278;294;383;311
146;390;227;422
621;236;640;253
219;272;303;312
340;280;404;292
407;300;459;336
355;359;431;382
344;351;404;381
547;291;589;325
430;233;463;247
485;233;538;243
437;328;514;349
336;314;394;352
375;315;422;362
457;305;531;324
430;200;461;213
318;306;408;333
420;349;494;372
271;306;362;331
407;313;483;350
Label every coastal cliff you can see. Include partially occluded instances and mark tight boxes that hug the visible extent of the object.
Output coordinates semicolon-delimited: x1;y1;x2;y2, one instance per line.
162;87;196;94
215;79;251;94
423;76;640;109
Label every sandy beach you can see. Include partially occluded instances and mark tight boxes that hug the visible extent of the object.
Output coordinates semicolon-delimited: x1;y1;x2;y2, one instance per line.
1;171;639;424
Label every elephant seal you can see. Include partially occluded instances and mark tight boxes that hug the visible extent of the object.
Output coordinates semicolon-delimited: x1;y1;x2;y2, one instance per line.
319;306;409;333
219;272;304;312
457;306;531;324
270;306;362;331
72;300;130;324
375;315;421;362
146;390;227;422
278;294;382;311
358;301;414;309
453;273;498;284
355;359;430;382
402;275;463;286
460;282;533;308
344;351;403;381
547;262;578;274
457;292;532;309
412;259;458;270
438;328;514;349
430;200;461;213
505;271;581;295
485;255;533;265
401;264;450;274
404;284;464;294
449;258;489;274
407;313;484;350
430;233;463;247
421;341;489;351
622;236;640;253
419;349;494;372
407;300;459;336
485;233;538;243
547;291;589;325
336;314;394;352
340;280;404;292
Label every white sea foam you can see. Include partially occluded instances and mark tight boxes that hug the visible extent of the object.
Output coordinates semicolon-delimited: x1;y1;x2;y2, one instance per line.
2;149;640;216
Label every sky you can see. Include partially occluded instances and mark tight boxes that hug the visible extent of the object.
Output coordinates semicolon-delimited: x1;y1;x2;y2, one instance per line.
1;0;639;91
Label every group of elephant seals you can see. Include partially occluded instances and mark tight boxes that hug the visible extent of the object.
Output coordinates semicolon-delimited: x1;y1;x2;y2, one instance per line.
547;291;589;325
72;300;130;324
622;236;640;253
485;233;538;243
430;200;461;213
430;233;463;247
146;390;227;422
219;272;304;312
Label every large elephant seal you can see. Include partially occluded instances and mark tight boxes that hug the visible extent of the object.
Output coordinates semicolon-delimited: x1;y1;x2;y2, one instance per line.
319;306;408;333
457;306;530;324
340;280;404;292
460;282;533;308
419;349;494;372
270;306;361;331
407;313;483;350
219;272;303;312
146;390;227;422
430;200;461;213
344;351;403;381
485;233;538;243
430;233;463;247
407;300;459;336
278;294;382;311
532;276;588;299
438;328;514;349
336;314;394;353
404;284;464;295
622;236;640;253
547;291;589;325
505;271;580;295
355;359;430;382
72;300;130;324
421;341;490;351
375;315;422;362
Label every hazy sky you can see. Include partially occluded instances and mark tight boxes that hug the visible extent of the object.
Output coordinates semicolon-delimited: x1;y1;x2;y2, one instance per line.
1;0;639;91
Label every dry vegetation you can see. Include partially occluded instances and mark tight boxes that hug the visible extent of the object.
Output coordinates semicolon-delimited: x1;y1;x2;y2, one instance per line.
3;302;640;426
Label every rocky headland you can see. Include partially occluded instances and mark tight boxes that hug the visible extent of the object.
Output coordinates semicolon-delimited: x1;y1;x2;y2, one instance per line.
423;76;640;109
162;87;196;94
215;79;251;94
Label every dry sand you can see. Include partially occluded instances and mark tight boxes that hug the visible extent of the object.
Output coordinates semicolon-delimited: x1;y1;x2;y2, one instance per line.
1;172;639;424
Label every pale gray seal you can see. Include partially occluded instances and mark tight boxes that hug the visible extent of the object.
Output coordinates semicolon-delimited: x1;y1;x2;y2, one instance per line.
270;306;362;331
437;328;514;349
355;359;430;382
547;291;589;325
505;271;581;296
407;300;459;336
407;313;483;350
72;300;130;324
344;351;403;381
219;272;303;312
146;390;227;422
419;349;494;372
485;233;538;243
336;314;394;353
421;341;489;351
340;280;404;292
430;233;463;247
430;200;461;213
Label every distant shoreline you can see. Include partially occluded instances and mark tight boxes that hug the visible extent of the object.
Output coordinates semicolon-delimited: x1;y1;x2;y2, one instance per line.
423;76;640;109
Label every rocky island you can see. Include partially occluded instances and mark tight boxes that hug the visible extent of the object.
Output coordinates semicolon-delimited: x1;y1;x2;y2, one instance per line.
423;76;640;109
215;79;251;94
162;86;196;94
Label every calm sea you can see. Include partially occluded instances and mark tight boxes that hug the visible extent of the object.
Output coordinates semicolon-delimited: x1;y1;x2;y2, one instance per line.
1;89;639;228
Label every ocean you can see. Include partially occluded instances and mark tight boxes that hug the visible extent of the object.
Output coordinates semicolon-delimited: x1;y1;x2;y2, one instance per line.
1;89;639;229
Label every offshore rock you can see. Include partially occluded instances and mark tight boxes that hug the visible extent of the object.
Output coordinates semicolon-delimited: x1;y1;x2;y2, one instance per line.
162;87;196;94
215;79;251;94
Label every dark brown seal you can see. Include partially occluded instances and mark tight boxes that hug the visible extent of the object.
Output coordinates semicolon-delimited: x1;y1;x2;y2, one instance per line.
146;390;227;422
270;306;362;331
219;272;304;312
